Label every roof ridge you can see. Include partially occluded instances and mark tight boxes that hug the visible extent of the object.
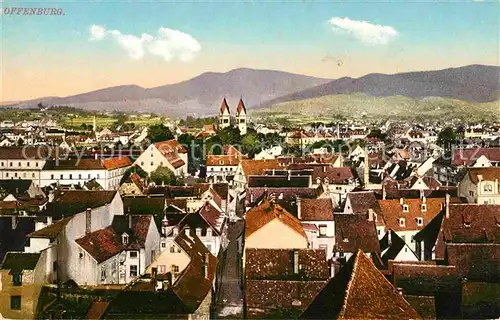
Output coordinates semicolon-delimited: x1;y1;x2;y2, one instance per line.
338;250;361;318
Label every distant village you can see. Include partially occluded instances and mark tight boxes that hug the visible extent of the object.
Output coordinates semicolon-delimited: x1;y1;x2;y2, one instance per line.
0;98;500;319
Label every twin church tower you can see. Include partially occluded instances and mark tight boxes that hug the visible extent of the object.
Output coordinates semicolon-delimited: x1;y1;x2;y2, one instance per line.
218;98;247;135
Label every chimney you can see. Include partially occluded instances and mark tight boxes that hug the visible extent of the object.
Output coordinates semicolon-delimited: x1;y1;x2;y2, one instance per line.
288;170;291;181
368;209;374;222
420;188;425;200
48;190;55;203
422;195;426;204
128;214;133;229
477;174;483;182
330;260;335;278
94;152;98;160
388;230;392;246
161;215;168;236
206;228;212;238
400;198;404;205
85;208;91;235
445;193;450;219
296;197;302;220
293;249;300;274
203;253;209;279
397;287;403;295
323;166;326;172
184;227;190;236
382;186;386;200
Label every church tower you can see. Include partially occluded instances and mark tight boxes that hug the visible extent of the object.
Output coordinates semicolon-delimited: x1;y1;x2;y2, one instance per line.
218;98;231;130
236;98;247;135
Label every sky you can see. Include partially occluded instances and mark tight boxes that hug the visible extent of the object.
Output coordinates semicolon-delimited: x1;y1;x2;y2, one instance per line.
1;0;499;102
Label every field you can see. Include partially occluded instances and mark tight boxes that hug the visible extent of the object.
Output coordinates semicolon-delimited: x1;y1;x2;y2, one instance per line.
250;93;500;122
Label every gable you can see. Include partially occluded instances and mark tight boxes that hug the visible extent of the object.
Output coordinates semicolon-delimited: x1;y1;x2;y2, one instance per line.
246;219;308;249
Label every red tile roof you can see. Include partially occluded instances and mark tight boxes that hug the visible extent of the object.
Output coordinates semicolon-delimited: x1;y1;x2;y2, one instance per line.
240;159;281;181
466;167;500;184
206;155;241;166
245;200;307;240
452;147;500;166
299;198;333;221
103;156;132;170
334;214;380;254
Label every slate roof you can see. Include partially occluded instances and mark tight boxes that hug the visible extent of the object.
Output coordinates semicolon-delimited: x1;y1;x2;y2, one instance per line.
245;200;307;240
1;252;41;273
301;250;420;319
334;214;380;254
0;180;34;199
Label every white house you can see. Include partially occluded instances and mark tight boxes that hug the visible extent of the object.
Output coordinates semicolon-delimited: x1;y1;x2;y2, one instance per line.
0;147;48;186
40;157;132;190
458;167;500;204
134;139;188;177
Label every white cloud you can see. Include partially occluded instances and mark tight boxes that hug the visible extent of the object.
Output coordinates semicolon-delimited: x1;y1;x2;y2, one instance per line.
328;17;398;45
89;25;106;41
89;25;201;62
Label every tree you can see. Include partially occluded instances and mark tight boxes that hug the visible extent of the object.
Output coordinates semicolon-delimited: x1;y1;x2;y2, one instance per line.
150;167;177;185
437;127;457;150
120;165;147;184
147;124;174;143
241;131;261;156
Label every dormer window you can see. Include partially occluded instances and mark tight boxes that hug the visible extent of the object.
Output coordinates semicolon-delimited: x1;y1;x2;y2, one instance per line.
403;205;409;212
121;233;129;245
464;222;471;228
416;217;423;226
399;218;405;227
421;204;427;212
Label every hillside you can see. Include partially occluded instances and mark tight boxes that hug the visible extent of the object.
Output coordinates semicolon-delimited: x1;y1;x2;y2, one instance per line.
251;93;500;121
11;68;331;116
261;65;500;108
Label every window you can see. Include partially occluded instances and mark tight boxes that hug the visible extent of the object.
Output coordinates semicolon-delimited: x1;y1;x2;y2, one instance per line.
50;174;54;179
18;162;21;167
401;235;406;242
171;265;179;273
32;173;35;178
27;162;30;167
69;174;73;179
100;266;107;281
150;162;154;166
421;204;427;212
10;296;21;310
5;173;8;178
170;245;175;253
53;261;58;272
399;218;405;227
319;244;328;252
207;244;212;252
60;174;63;179
12;273;22;286
97;174;100;179
129;265;138;277
129;251;138;258
14;173;17;177
0;162;3;166
469;191;474;197
9;162;13;167
23;173;26;178
161;242;166;248
158;265;166;274
79;174;82;179
319;225;327;237
35;162;38;167
484;184;493;192
403;205;409;212
417;218;424;226
111;261;117;276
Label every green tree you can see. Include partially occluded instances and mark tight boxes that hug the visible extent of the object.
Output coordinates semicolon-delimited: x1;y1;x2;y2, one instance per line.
150;167;177;185
437;127;457;150
147;124;174;143
120;165;148;184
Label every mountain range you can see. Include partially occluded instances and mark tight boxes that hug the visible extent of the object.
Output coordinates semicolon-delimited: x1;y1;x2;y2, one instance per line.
7;64;499;117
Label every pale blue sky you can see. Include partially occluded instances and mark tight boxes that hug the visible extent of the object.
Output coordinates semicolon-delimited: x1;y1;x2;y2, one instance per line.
1;0;499;100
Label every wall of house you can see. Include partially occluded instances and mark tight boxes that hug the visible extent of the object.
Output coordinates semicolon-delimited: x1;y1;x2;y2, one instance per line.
191;289;212;320
301;221;335;260
40;169;107;189
0;269;42;319
145;242;190;280
144;219;161;269
393;245;419;262
119;183;142;196
245;220;308;249
476;180;500;204
105;166;130;190
206;165;238;182
25;238;50;253
393;230;419;252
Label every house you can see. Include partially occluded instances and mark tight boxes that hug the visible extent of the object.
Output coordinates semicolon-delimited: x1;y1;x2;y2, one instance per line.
342;191;381;215
414;203;500;262
233;159;281;190
0;147;49;186
118;172;145;196
379;230;419;266
103;231;217;319
206;150;245;183
0;252;47;319
245;248;329;318
25;190;124;285
244;200;308;250
452;148;500;168
377;195;454;251
134;139;188;177
332;213;380;266
254;146;283;160
458;167;500;204
74;214;160;285
300;250;420;320
295;198;336;259
40;156;132;190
